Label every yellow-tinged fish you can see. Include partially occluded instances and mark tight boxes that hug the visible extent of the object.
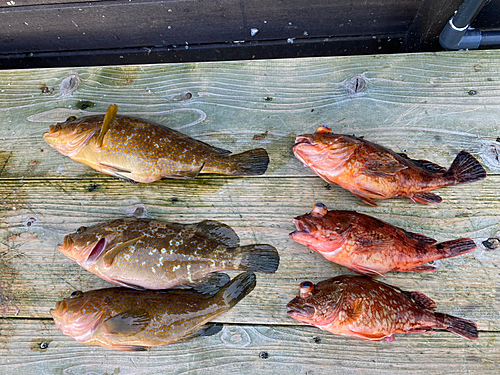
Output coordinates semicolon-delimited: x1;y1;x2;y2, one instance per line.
51;272;256;351
42;105;270;182
58;217;279;289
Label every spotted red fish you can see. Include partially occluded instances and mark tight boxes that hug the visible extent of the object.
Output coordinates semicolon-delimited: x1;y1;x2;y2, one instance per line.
58;217;279;289
290;203;476;276
51;272;256;351
287;275;478;342
43;105;269;183
293;126;486;206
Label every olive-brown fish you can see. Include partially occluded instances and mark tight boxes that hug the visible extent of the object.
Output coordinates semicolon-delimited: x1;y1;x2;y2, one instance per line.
58;217;279;289
293;126;486;206
290;203;476;276
287;275;478;342
42;105;269;182
51;271;256;351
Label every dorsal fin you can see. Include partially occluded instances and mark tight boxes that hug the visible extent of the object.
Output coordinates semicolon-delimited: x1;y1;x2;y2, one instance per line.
404;230;437;245
97;104;118;148
315;126;332;134
404;291;437;310
193;220;240;247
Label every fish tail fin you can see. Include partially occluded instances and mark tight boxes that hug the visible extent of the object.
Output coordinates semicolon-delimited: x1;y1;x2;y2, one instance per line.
443;151;486;184
218;272;256;308
434;238;476;258
234;244;280;274
226;148;270;176
435;312;478;340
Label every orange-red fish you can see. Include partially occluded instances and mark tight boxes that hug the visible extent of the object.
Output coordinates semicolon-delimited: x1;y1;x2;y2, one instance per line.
58;217;279;289
290;203;476;276
51;272;256;351
287;275;478;342
43;105;269;183
293;126;486;206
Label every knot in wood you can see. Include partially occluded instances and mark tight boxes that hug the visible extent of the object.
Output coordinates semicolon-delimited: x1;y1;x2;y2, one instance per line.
345;74;368;96
60;74;80;97
133;205;145;218
480;142;500;171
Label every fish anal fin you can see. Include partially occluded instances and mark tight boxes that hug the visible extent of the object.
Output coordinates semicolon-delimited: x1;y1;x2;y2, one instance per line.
351;192;378;207
109;278;146;290
101;308;150;336
405;265;437;273
196;322;223;337
404;230;437;245
107;344;149;351
194;220;240;247
348;264;386;277
403;291;437;310
102;235;145;268
348;329;387;341
409;192;442;205
97;104;118;148
406;327;435;334
161;162;205;179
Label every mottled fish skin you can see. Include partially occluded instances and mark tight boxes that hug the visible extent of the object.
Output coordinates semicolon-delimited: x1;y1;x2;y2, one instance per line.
287;275;478;342
58;217;279;289
290;203;476;276
293;126;486;206
42;107;269;183
51;272;256;351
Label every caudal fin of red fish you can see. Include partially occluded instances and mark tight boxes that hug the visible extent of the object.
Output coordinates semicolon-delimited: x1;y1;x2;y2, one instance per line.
434;238;476;258
235;244;280;274
443;150;486;184
435;312;478;340
226;148;270;175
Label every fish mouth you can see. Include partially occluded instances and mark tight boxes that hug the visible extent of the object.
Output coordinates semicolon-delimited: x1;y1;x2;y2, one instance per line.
86;238;107;263
51;299;67;317
294;135;313;147
292;218;312;233
286;301;316;318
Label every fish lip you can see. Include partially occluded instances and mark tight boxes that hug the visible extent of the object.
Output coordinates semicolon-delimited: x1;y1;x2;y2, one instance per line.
292;218;311;233
286;302;315;318
294;135;313;147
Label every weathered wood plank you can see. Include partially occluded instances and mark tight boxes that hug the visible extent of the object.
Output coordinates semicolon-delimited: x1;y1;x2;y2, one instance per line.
1;320;499;374
0;176;499;328
1;51;500;179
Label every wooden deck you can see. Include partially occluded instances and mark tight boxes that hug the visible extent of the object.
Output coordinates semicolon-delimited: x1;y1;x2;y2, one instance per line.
1;50;500;373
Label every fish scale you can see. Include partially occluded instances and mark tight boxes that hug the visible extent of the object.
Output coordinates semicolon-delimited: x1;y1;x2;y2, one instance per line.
58;217;279;290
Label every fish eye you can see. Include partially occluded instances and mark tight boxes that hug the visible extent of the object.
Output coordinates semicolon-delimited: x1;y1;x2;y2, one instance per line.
66;116;77;122
76;226;87;234
299;281;315;298
70;291;83;298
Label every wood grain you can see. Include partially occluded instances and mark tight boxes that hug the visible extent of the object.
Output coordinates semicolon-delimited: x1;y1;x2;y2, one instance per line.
1;320;499;374
1;50;500;372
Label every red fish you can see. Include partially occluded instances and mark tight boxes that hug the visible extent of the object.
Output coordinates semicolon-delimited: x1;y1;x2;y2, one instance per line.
290;203;476;276
287;275;478;342
43;105;269;183
293;126;486;206
51;272;256;351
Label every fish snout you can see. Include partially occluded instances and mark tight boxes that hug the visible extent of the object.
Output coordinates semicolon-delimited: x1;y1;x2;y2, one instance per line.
286;300;316;318
60;235;74;253
294;135;314;147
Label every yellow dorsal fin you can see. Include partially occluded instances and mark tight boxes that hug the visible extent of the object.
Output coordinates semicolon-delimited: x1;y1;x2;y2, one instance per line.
102;235;145;268
97;104;118;148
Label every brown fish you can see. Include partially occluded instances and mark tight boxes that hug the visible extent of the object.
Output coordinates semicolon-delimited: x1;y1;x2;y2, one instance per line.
51;271;256;351
42;105;269;183
58;217;279;289
290;203;476;276
293;126;486;206
287;275;478;342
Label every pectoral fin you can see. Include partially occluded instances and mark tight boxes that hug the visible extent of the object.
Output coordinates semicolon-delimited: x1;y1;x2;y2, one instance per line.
97;104;118;148
101;309;150;336
102;235;145;267
348;330;387;341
